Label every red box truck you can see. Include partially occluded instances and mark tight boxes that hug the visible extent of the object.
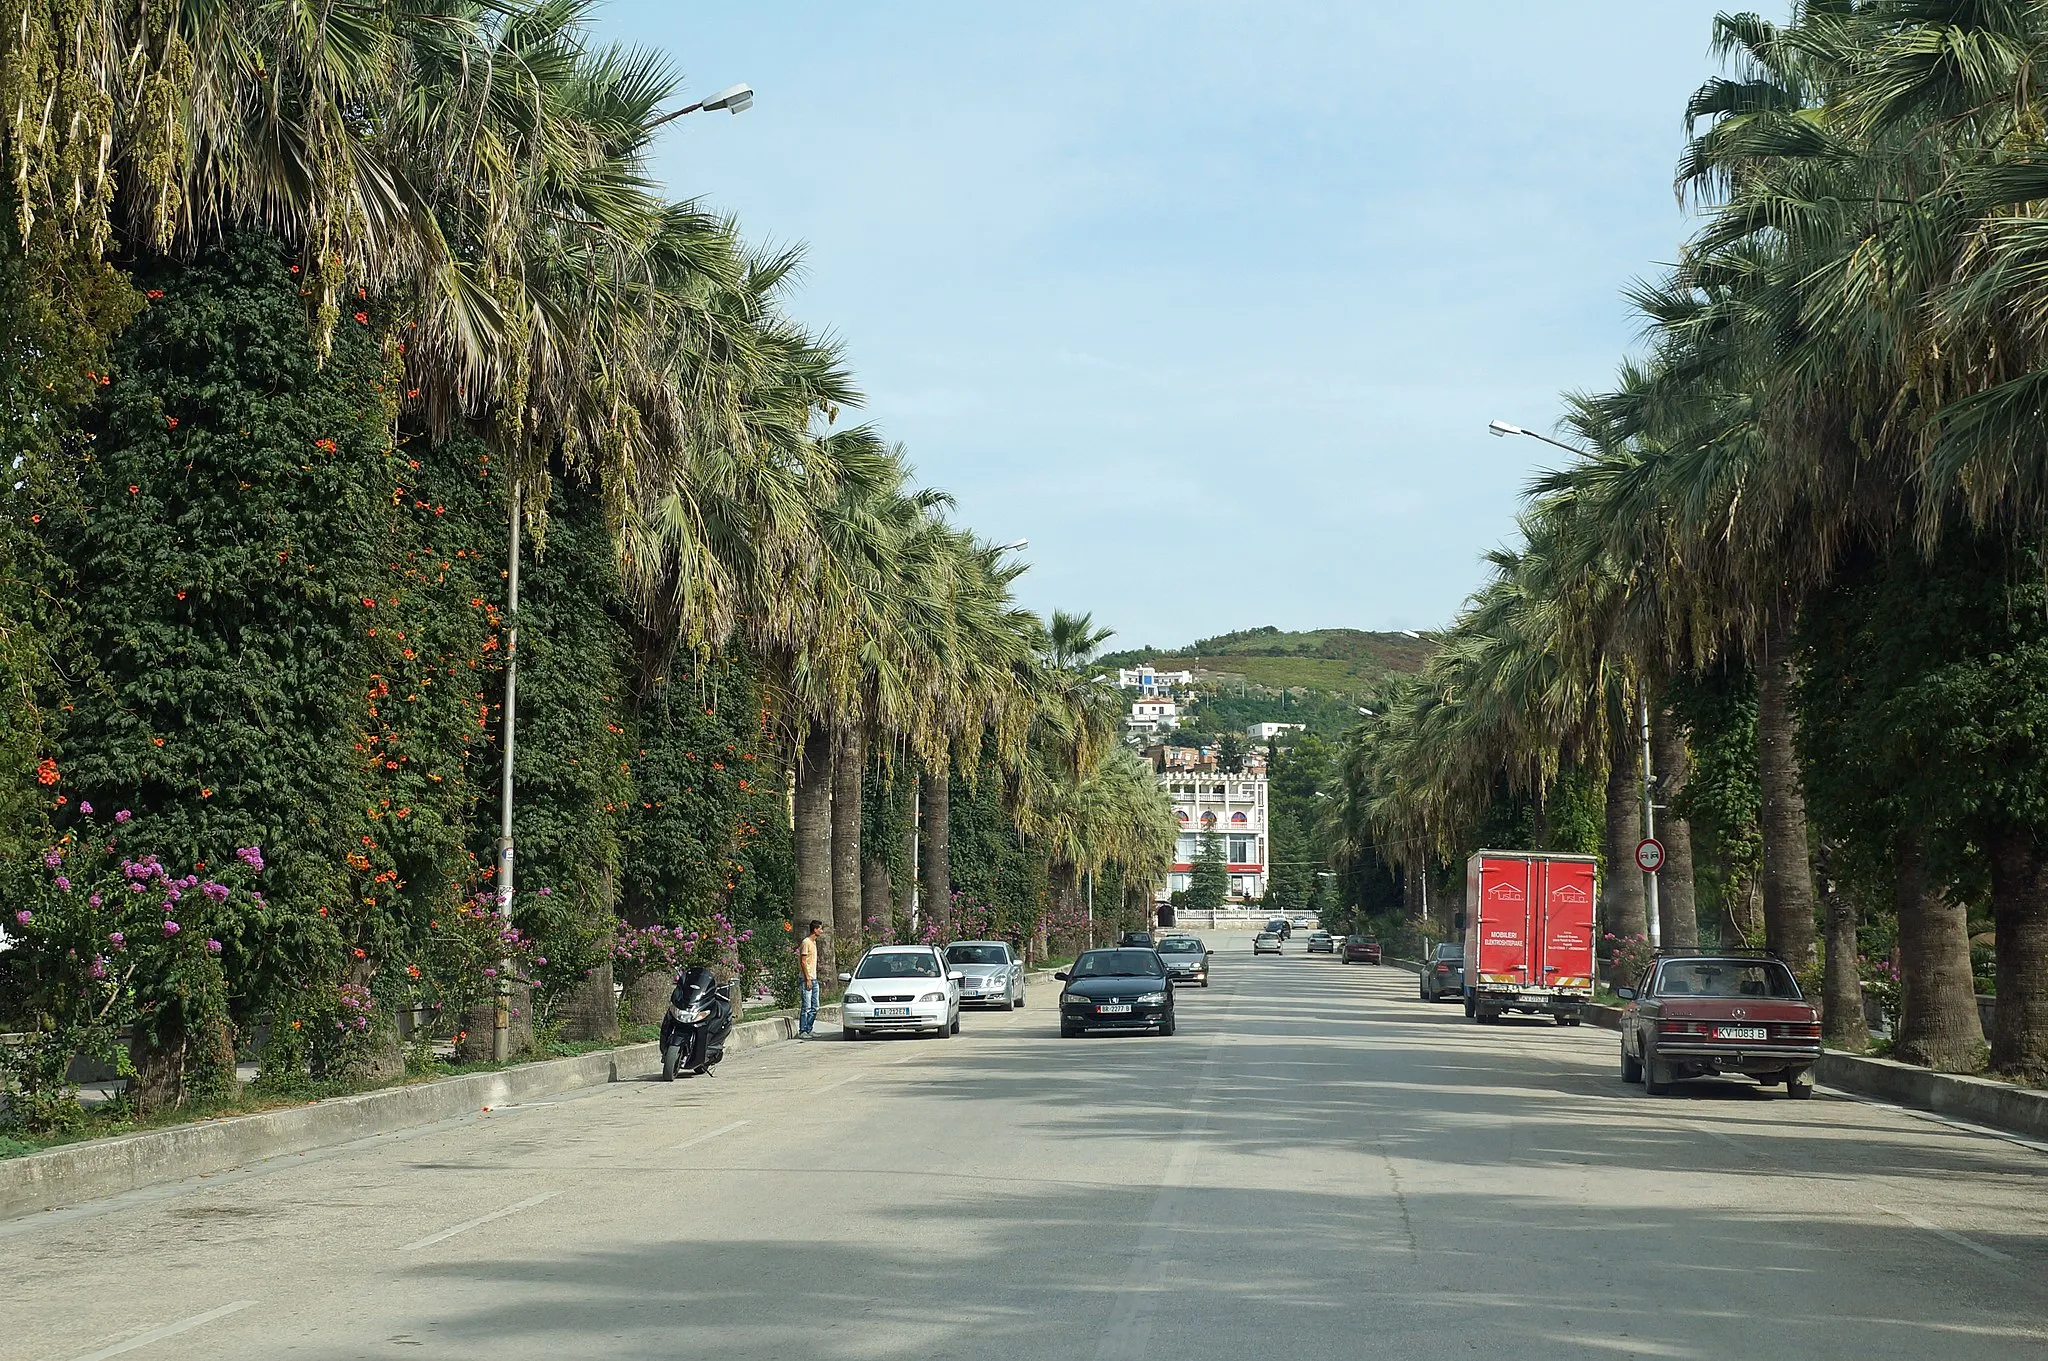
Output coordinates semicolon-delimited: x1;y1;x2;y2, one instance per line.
1462;850;1597;1025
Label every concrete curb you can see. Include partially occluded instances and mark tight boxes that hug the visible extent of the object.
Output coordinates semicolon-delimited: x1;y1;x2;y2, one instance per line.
0;1005;839;1221
1574;1000;2048;1144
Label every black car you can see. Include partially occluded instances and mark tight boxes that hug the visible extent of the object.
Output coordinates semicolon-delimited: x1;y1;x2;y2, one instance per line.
1058;948;1175;1036
1419;942;1464;1001
1120;931;1156;949
1264;917;1292;941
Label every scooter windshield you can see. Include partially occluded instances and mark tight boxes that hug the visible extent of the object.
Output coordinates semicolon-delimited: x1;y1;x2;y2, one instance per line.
672;966;721;1009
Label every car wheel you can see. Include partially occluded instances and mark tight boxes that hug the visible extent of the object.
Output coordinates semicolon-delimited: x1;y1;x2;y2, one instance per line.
1554;1013;1571;1027
1785;1068;1815;1099
1201;977;1210;988
842;1025;858;1042
1159;1013;1176;1037
1620;1038;1642;1084
951;1011;961;1035
1060;1022;1081;1038
1011;991;1023;1010
1643;1041;1674;1096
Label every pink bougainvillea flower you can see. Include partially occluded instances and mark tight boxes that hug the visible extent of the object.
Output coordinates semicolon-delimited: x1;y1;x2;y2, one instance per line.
54;877;69;891
109;931;124;946
236;846;264;871
88;893;101;907
206;939;222;953
79;801;92;815
115;809;132;823
14;910;31;926
162;921;180;936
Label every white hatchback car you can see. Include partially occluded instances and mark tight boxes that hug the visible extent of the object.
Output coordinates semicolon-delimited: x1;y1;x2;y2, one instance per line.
840;945;962;1040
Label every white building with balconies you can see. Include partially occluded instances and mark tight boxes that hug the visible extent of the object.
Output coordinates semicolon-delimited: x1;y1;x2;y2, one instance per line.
1116;664;1195;696
1160;772;1268;901
1126;697;1180;735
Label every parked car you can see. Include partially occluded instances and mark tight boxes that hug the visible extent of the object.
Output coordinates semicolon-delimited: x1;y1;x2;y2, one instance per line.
1155;935;1211;987
1253;931;1283;955
1418;943;1462;999
944;940;1024;1009
1058;948;1175;1037
1306;930;1335;954
1618;952;1822;1097
839;945;962;1040
1264;917;1292;941
1342;935;1382;965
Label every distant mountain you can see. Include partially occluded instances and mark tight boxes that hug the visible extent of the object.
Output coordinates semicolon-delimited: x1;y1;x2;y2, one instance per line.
1096;627;1436;696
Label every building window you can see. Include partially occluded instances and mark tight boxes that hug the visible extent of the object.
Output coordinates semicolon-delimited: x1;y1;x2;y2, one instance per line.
1226;834;1257;863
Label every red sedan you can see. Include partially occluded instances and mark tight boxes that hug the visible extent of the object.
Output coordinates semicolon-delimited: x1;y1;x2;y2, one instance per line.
1342;935;1382;965
1618;952;1822;1098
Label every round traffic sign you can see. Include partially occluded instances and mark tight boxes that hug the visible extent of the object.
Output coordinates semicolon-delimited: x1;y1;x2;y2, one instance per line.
1635;837;1666;873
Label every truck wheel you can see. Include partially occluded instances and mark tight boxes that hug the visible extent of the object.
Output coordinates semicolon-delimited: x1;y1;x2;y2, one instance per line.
1553;1013;1572;1027
1785;1068;1815;1099
1643;1041;1674;1096
1463;992;1475;1019
1620;1040;1642;1084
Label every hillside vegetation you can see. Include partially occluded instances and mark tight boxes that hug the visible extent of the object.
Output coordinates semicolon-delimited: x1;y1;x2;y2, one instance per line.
1099;627;1436;695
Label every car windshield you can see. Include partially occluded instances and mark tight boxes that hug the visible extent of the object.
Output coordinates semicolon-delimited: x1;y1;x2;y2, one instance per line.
1156;939;1202;954
946;945;1009;966
1655;960;1802;999
1071;949;1166;979
855;952;942;980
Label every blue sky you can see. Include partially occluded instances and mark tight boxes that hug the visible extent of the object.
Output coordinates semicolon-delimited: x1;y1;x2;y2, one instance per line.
599;1;1728;650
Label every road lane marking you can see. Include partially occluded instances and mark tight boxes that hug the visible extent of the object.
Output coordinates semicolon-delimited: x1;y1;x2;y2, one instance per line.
1878;1205;2015;1262
670;1119;751;1152
1094;981;1241;1361
69;1301;255;1361
400;1191;559;1251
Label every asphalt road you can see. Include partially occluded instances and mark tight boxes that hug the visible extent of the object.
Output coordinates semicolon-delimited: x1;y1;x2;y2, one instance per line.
8;935;2048;1361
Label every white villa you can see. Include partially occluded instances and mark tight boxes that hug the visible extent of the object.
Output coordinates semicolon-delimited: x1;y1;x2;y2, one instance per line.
1160;771;1268;901
1115;664;1195;696
1126;697;1180;736
1247;721;1306;741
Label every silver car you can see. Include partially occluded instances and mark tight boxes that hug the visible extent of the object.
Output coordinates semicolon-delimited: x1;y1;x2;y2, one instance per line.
945;940;1025;1009
1154;935;1211;987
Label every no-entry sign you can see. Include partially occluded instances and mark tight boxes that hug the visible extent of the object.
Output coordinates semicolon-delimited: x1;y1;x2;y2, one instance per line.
1635;838;1666;874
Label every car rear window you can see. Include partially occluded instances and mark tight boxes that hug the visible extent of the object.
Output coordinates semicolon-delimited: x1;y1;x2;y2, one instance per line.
1434;945;1461;960
1655;960;1801;999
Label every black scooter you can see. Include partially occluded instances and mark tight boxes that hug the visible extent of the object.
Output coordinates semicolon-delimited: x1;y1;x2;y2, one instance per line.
660;966;735;1080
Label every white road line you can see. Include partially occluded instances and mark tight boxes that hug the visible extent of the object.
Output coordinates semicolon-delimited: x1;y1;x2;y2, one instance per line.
1879;1205;2016;1262
815;1072;864;1093
670;1119;751;1152
400;1191;559;1252
69;1301;255;1361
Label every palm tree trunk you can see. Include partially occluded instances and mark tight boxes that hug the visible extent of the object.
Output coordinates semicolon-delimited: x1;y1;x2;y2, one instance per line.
1651;705;1698;949
831;727;865;949
1893;826;1984;1071
919;767;951;938
1815;842;1868;1050
1984;827;2048;1081
1757;633;1817;968
793;729;834;962
1602;745;1647;942
862;858;893;942
1044;861;1077;960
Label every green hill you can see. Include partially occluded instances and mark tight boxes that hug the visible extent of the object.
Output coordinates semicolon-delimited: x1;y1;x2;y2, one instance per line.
1097;627;1435;696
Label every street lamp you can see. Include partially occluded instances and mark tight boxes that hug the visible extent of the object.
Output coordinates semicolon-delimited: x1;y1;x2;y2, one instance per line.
490;84;754;1062
1487;419;1589;458
994;538;1029;552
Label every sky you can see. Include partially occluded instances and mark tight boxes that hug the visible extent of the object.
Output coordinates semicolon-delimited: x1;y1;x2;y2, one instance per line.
598;0;1730;650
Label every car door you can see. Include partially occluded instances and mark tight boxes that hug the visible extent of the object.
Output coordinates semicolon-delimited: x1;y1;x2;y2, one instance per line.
1625;963;1660;1059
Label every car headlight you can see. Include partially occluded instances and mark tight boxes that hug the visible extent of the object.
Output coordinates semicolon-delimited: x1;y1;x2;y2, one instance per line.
844;994;867;1004
1136;991;1167;1004
920;991;946;1003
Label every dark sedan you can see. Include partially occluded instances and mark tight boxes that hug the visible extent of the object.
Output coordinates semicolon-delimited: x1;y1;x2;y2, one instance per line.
1058;948;1175;1037
1342;935;1381;965
1418;942;1462;999
1619;953;1822;1097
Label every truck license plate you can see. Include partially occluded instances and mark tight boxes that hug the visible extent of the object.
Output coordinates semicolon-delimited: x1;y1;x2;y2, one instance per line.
1518;994;1546;1004
1714;1026;1767;1041
874;1007;910;1017
1097;1004;1133;1014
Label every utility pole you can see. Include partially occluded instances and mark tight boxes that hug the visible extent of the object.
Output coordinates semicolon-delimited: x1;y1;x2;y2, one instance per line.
908;782;921;935
493;481;522;1062
1639;694;1661;948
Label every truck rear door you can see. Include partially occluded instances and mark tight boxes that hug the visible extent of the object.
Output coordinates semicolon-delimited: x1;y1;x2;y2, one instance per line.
1536;857;1597;987
1475;855;1534;986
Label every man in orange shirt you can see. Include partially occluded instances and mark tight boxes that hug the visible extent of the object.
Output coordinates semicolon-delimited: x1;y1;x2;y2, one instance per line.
797;919;823;1037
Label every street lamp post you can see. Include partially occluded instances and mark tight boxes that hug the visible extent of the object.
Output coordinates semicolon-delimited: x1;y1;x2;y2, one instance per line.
491;85;754;1062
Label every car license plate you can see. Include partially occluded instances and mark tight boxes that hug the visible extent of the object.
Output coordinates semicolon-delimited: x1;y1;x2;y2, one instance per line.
1097;1004;1133;1014
874;1007;910;1017
1715;1026;1767;1041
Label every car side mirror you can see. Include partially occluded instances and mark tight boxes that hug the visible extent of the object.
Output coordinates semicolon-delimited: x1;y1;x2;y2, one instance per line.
948;971;964;982
838;972;852;983
1054;971;1069;981
1615;986;1636;1000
